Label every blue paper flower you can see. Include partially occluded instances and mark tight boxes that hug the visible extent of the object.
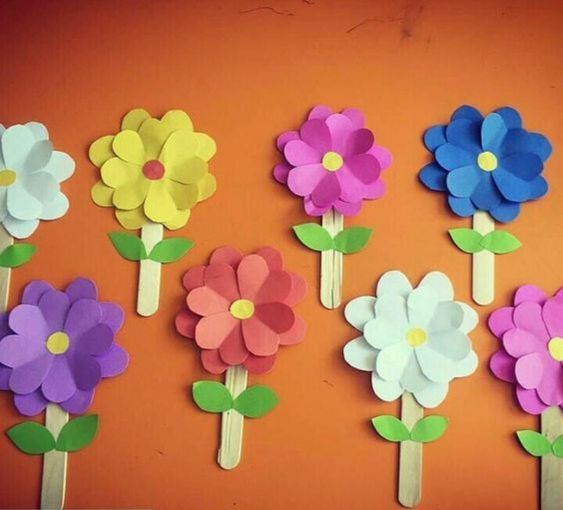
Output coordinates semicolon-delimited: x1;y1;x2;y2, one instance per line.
419;105;552;222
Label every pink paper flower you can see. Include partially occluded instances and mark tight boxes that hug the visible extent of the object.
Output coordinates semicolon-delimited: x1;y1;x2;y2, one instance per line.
175;246;307;374
273;105;391;216
489;285;563;414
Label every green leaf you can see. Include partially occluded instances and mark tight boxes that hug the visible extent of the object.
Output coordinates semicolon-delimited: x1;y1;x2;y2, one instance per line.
333;227;372;254
410;416;449;443
108;232;147;261
516;430;552;457
481;231;522;254
292;223;334;252
448;228;484;254
148;237;194;263
233;385;278;418
371;415;410;442
6;422;56;454
552;435;563;458
56;415;99;452
192;381;233;413
0;244;36;268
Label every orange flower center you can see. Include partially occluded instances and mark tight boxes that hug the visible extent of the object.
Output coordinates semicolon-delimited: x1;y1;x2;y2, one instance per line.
143;160;165;180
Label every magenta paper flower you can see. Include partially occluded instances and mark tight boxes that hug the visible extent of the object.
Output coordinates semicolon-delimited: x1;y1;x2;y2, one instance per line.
489;285;563;414
0;278;128;416
273;105;392;216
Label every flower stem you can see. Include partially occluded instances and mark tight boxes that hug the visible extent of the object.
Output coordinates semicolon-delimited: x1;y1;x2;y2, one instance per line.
472;212;495;305
541;407;562;510
0;225;13;312
398;392;423;508
137;222;163;316
320;211;343;309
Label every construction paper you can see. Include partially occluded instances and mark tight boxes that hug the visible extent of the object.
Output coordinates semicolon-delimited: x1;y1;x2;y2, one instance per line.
449;228;522;254
489;285;563;415
371;415;410;442
409;416;448;443
55;415;98;452
419;105;551;222
552;435;563;458
448;228;484;254
108;232;147;261
90;109;216;231
516;430;552;457
293;223;333;252
273;105;391;217
233;385;278;418
0;122;75;239
0;278;128;416
192;380;233;413
6;421;55;454
333;227;372;254
148;237;194;263
176;246;307;375
343;270;478;408
0;244;36;268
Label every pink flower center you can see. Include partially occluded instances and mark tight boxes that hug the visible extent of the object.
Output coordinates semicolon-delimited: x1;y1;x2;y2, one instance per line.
143;160;165;180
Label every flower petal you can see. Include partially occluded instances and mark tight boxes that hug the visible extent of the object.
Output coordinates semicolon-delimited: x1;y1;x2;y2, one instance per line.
187;287;230;316
38;289;70;333
284;140;320;166
423;125;446;151
2;124;35;168
500;152;543;180
299;119;331;153
101;157;141;188
91;181;114;207
0;334;45;367
96;344;128;377
204;262;240;302
195;312;237;349
418;271;453;300
413;381;449;408
502;328;544;357
451;105;483;122
287;164;326;197
209;246;243;268
60;389;94;415
41;355;76;402
447;165;482;198
513;301;550;341
445;118;481;153
112;178;149;210
346;128;374;155
427;329;471;361
419;163;447;191
488;200;520;222
89;135;115;167
7;184;42;221
542;295;563;337
344;296;376;331
471;171;503;210
144;180;177;222
514;352;544;389
481;113;507;152
218;324;248;365
241;316;279;356
415;346;455;383
200;349;228;374
121;108;150;131
115;207;148;230
345;154;381;184
371;372;403;401
492;168;530;202
435;143;475;170
490;349;516;382
376;270;412;298
10;354;53;394
448;196;476;217
364;317;403;349
516;386;547;414
14;391;48;416
376;342;412;381
244;353;277;374
344;336;377;371
237;254;269;300
112;130;146;165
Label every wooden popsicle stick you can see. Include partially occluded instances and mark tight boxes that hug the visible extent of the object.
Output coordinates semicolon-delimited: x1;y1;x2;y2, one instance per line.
398;392;423;508
218;365;248;470
320;210;343;309
541;406;562;510
472;211;495;306
0;225;14;312
137;222;163;317
41;404;69;510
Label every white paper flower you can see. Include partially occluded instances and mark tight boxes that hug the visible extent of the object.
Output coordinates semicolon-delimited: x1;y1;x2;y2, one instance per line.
343;271;478;408
0;122;74;239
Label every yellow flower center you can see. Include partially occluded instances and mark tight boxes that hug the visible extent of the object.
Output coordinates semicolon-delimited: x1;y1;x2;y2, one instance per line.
406;328;427;347
46;331;70;355
0;170;17;186
143;160;165;180
229;299;255;320
547;337;563;362
322;151;343;171
477;151;498;172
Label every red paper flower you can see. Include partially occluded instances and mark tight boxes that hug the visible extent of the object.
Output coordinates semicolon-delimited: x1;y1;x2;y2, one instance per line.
175;246;307;374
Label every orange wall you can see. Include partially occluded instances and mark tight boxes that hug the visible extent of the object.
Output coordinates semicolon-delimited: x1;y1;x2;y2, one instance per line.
0;1;561;509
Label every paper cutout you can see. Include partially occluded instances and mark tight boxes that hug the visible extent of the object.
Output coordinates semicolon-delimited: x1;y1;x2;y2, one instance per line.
233;385;278;418
344;270;478;408
0;122;75;239
372;415;410;442
108;232;147;260
0;244;36;267
449;228;522;254
371;415;448;443
0;278;129;416
176;246;307;375
90;108;216;231
516;430;553;457
55;415;98;452
293;223;333;251
293;223;372;254
108;232;193;263
193;381;233;413
552;435;563;458
489;285;563;415
6;421;55;454
419;105;551;223
333;227;372;254
410;416;448;443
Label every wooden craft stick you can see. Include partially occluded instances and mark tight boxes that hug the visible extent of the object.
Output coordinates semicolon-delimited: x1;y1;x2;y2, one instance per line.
0;225;13;312
41;404;69;510
218;365;248;470
137;222;163;317
541;406;562;510
320;210;343;309
398;392;423;508
472;211;495;306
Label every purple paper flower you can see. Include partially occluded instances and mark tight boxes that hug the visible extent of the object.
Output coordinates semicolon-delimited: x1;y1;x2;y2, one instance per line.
273;105;391;216
489;285;563;415
0;278;128;416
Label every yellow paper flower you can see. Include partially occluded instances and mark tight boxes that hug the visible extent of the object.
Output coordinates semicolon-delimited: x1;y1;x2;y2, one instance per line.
90;109;216;230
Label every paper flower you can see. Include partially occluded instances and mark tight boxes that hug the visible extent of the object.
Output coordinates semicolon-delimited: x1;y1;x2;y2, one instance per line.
489;285;563;414
0;122;75;238
419;105;551;222
0;278;128;416
343;270;478;408
175;246;307;374
90;108;216;230
273;105;391;216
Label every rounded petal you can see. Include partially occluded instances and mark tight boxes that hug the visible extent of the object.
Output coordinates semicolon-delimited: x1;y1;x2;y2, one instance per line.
159;129;198;165
187;287;230;316
308;105;333;120
41;356;76;402
490;349;516;382
344;295;376;331
515;285;547;305
494;106;522;129
121;108;150;131
516;386;547;415
284;140;321;166
193;133;216;161
255;271;292;304
345;154;381;184
144;181;177;222
175;308;199;338
89;135;115;167
527;176;548;200
60;389;94;414
7;184;42;221
415;346;455;383
64;299;102;338
376;270;412;298
448;196;476;217
513;301;550;341
14;391;48;416
427;330;471;361
500;152;543;180
65;278;97;303
376;342;412;381
2;124;35;168
273;162;291;184
41;151;75;183
40;193;69;220
161;110;193;132
371;372;403;401
456;302;479;334
112;178;149;210
241;316;279;356
492;168;530;202
72;355;102;390
237;254;269;300
374;293;408;328
435;143;475;170
97;344;128;377
341;108;365;129
24;140;53;172
10;354;53;394
488;200;520;222
255;247;283;271
445;118;481;153
419;163;447;191
78;324;114;356
100;302;124;333
334;199;363;215
407;286;439;328
91;181;114;207
22;280;53;305
502;328;544;357
542;295;563;337
255;303;295;334
38;289;70;332
346;128;374;155
325;114;354;154
344;336;378;371
101;157;141;188
278;315;306;345
471;172;503;210
196;173;216;201
0;334;45;367
418;271;453;300
287;164;326;197
364;317;403;350
423;125;446;151
168;158;207;186
195;312;237;349
447;165;482;198
201;349;228;374
299;119;331;153
138;118;171;159
413;381;449;408
9;304;49;337
218;324;248;365
244;353;277;374
303;196;330;216
182;265;205;292
25;122;49;141
204;263;240;301
481;113;507;152
276;130;299;152
209;246;243;268
112;130;146;165
514;353;544;389
283;273;307;306
453;350;478;377
163;208;190;230
451;105;483;122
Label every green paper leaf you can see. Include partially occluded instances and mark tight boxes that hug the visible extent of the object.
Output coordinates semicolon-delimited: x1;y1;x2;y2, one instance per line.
552;435;563;458
192;381;233;413
233;385;278;418
448;228;484;254
516;430;552;457
0;244;36;268
410;416;449;443
333;227;372;254
108;232;147;261
292;223;334;252
481;230;522;254
148;237;194;263
6;422;56;454
56;415;99;452
371;415;410;442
